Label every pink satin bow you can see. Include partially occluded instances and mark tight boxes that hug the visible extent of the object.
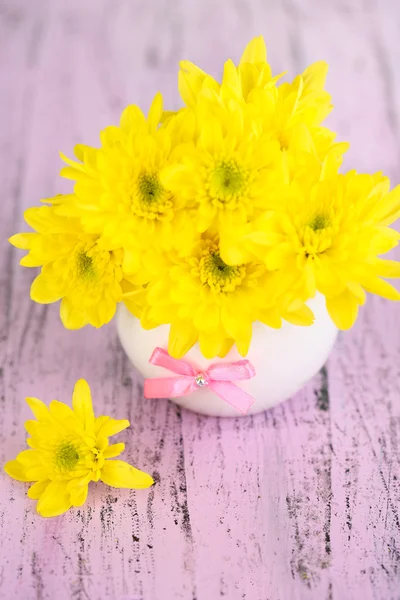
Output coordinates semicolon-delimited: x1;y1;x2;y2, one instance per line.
144;347;256;415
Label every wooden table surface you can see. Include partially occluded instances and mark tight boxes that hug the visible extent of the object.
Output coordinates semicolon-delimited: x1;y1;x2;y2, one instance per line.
1;1;400;599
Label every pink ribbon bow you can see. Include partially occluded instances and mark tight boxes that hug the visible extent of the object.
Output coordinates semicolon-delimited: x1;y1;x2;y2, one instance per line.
144;347;256;415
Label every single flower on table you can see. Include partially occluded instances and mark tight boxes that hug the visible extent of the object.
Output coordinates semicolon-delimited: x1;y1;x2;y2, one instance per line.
4;379;153;518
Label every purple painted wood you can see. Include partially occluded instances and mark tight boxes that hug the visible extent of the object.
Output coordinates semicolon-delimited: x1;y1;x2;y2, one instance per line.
1;0;400;599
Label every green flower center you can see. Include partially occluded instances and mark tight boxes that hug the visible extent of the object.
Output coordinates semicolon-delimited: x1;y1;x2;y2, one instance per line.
303;214;333;257
209;160;247;207
56;442;80;470
76;252;96;280
138;172;163;204
200;250;246;293
309;213;330;231
132;171;172;221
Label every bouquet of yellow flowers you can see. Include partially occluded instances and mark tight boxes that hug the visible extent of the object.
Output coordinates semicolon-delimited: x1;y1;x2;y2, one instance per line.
10;36;400;361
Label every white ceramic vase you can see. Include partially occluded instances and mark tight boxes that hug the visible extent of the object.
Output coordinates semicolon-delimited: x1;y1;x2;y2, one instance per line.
116;295;337;417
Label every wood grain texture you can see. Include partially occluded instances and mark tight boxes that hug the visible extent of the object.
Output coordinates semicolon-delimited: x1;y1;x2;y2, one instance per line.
0;0;400;598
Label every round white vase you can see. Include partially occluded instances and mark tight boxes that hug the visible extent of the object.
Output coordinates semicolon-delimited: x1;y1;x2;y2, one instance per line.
116;295;337;417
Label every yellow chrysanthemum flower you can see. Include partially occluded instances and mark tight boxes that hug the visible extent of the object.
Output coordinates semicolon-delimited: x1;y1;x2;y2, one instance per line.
138;236;314;359
9;204;126;329
247;65;347;161
4;379;153;518
178;35;278;109
243;163;400;329
177;36;347;162
161;97;284;241
59;93;197;277
9;34;399;342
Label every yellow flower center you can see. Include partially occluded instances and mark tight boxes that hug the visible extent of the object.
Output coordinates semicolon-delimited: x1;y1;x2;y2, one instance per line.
76;251;96;280
138;172;163;203
208;160;248;208
199;249;246;293
302;213;333;257
71;243;123;297
55;442;80;470
131;171;173;220
277;131;289;151
309;213;329;231
90;447;105;472
54;437;106;479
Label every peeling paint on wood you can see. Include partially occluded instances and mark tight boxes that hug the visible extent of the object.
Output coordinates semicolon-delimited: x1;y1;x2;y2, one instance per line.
1;0;400;599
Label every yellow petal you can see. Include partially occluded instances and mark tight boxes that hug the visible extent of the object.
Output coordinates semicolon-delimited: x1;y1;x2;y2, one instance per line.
147;92;163;133
24;419;40;436
217;338;234;359
161;109;176;125
194;303;220;332
235;323;253;357
70;484;89;507
259;309;282;329
30;274;63;304
40;193;76;205
178;61;207;107
60;297;88;329
219;230;253;265
302;60;328;91
100;460;154;489
198;331;224;359
361;277;400;301
28;479;50;499
8;233;36;250
240;35;267;64
26;396;49;420
264;244;293;270
36;481;72;518
283;305;315;327
67;473;92;491
168;320;198;359
49;400;76;423
72;379;95;429
304;261;317;298
373;184;400;226
369;226;400;255
103;443;125;458
347;282;367;305
59;151;86;172
59;166;86;181
221;59;241;98
119;104;145;131
15;449;42;466
221;305;241;340
4;460;30;482
93;415;109;435
96;418;130;439
326;290;360;330
20;254;43;268
373;259;400;279
25;465;50;480
96;436;108;453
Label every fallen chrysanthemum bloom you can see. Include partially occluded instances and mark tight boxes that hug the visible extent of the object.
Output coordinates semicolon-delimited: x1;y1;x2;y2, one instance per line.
4;379;154;517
